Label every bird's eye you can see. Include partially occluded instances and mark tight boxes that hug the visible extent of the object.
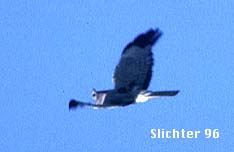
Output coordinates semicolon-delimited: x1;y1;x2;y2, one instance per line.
92;93;96;97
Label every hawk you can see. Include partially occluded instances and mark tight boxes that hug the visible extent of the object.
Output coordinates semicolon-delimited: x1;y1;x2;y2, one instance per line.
69;28;179;109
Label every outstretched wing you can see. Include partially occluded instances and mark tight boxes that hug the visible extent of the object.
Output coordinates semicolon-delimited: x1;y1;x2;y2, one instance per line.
69;99;131;110
113;28;162;91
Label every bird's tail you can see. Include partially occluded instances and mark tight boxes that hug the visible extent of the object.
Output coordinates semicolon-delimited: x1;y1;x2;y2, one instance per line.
135;90;179;103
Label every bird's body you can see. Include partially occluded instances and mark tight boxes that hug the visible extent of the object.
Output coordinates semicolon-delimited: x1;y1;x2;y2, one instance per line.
69;28;179;109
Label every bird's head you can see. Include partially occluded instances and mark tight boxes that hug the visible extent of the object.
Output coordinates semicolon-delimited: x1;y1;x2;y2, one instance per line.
92;88;97;101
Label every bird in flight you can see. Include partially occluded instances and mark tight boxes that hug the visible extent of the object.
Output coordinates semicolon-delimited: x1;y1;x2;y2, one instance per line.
69;28;179;110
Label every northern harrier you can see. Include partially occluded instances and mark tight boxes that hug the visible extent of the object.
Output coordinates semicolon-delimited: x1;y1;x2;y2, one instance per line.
69;28;179;109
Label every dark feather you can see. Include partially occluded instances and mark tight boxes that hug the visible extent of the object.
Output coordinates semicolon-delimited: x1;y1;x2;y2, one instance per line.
123;28;162;53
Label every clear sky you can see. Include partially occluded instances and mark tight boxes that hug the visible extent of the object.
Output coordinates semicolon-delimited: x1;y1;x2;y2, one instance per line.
0;0;233;151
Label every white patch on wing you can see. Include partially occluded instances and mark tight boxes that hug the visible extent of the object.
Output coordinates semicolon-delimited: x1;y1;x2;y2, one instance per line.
136;94;149;103
95;93;106;105
135;91;159;103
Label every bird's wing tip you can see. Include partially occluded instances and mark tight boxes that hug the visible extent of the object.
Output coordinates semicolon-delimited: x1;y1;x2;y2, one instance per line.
69;99;85;110
173;90;180;96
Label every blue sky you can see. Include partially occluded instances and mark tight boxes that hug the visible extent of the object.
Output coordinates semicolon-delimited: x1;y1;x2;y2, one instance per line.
0;0;233;151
